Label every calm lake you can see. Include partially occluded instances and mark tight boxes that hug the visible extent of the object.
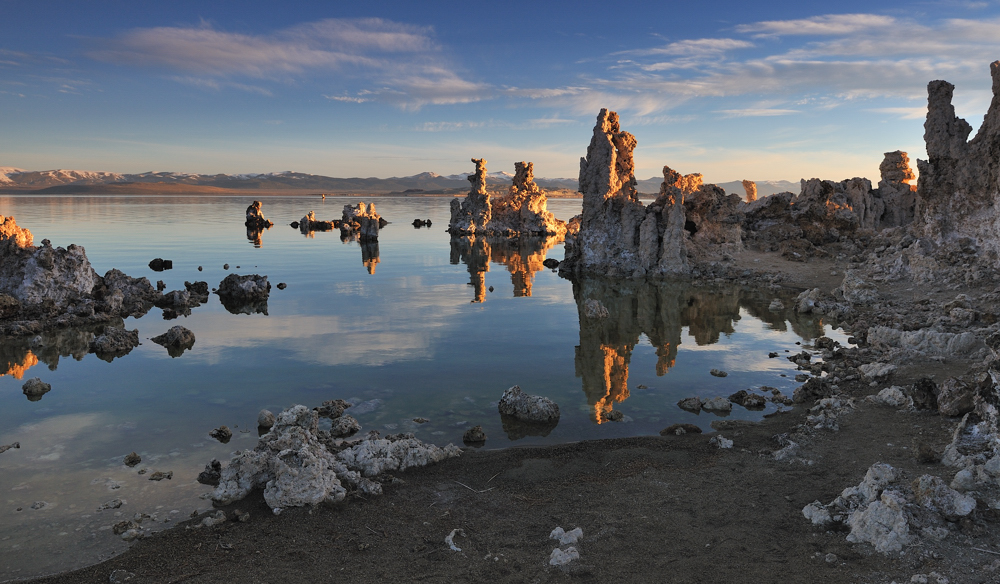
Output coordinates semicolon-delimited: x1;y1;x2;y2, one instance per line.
0;195;838;580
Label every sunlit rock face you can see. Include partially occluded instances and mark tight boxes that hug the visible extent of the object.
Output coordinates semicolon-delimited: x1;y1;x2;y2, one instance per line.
449;235;562;302
742;180;757;203
916;61;1000;259
244;200;274;229
572;278;817;423
877;151;917;228
340;203;383;242
0;216;99;308
448;159;566;236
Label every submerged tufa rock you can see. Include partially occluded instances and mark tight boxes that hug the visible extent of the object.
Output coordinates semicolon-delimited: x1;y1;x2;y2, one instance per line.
498;385;560;423
0;216;99;309
151;325;196;358
340;203;384;241
215;274;270;315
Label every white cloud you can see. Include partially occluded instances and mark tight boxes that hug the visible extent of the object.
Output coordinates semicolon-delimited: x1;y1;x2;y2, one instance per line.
867;106;928;119
736;13;898;36
622;38;754;57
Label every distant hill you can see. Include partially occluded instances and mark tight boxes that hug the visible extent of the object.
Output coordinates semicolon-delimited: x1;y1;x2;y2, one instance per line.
0;167;798;197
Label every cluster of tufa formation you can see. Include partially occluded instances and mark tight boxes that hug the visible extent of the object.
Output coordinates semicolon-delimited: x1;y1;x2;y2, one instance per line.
340;203;386;241
211;404;460;514
448;159;566;236
559;109;742;278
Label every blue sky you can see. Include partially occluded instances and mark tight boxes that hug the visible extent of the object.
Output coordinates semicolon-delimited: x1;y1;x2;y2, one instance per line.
3;0;1000;182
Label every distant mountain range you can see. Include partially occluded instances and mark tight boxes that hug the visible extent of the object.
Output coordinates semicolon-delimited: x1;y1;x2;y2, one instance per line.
0;167;799;197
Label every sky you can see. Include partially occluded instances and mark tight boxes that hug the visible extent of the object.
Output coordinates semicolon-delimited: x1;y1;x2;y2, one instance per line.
3;0;1000;183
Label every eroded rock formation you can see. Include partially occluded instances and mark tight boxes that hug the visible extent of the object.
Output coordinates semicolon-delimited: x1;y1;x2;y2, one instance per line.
151;325;196;358
0;216;99;308
245;201;274;229
742;180;757;203
877;151;917;227
448;160;566;236
340;203;384;242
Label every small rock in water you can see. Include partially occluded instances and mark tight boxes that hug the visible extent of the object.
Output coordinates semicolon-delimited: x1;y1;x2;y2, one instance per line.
257;409;276;429
197;459;222;486
148;471;173;481
542;258;560;269
209;426;233;443
197;266;203;271
123;452;141;467
701;397;732;415
605;410;624;422
677;396;702;413
148;258;172;272
462;425;487;445
413;417;430;424
276;283;287;290
223;264;229;270
97;498;124;511
660;423;702;436
488;286;494;292
30;501;47;510
22;377;51;401
709;369;728;378
156;280;166;292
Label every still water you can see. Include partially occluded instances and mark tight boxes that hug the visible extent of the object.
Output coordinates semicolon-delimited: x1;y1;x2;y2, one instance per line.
0;195;836;580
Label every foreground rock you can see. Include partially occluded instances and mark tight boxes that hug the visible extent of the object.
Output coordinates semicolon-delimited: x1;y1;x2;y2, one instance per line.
151;326;196;357
212;405;460;513
215;274;270;315
448;159;566;236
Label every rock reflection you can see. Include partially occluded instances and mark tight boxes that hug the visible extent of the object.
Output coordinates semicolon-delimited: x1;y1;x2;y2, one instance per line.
340;232;381;275
573;278;824;423
246;225;269;248
0;321;121;375
449;235;562;302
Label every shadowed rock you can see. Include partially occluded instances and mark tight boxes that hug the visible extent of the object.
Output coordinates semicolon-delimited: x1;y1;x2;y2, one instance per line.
151;325;196;358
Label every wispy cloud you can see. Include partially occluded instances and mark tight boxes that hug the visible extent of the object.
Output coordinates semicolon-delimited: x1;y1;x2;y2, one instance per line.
88;18;485;109
736;14;897;36
715;108;799;118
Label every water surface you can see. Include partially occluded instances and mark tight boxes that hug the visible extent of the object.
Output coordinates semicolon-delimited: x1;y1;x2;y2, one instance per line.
0;195;837;580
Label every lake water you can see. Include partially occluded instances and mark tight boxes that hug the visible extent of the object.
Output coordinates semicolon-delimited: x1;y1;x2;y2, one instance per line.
0;195;838;580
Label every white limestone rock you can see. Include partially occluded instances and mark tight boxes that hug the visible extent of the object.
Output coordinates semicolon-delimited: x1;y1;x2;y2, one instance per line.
0;216;99;309
846;490;911;553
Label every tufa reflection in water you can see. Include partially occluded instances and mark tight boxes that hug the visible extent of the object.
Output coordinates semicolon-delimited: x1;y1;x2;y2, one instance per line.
340;231;381;275
0;321;118;376
573;278;827;423
246;224;271;248
449;234;563;302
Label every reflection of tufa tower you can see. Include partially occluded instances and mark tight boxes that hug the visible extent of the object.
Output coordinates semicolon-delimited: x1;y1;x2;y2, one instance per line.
572;279;822;423
449;235;562;302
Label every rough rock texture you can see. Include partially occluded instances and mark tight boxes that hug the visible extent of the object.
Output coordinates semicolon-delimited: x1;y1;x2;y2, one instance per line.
877;151;917;227
215;274;270;315
100;269;160;318
257;409;275;429
0;216;99;308
340;203;383;242
298;211;336;234
89;326;140;362
151;326;196;358
22;377;51;400
561;111;703;278
213;405;459;513
448;159;492;235
448;160;567;236
742;180;757;203
497;385;560;423
245;201;274;229
915;61;1000;264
